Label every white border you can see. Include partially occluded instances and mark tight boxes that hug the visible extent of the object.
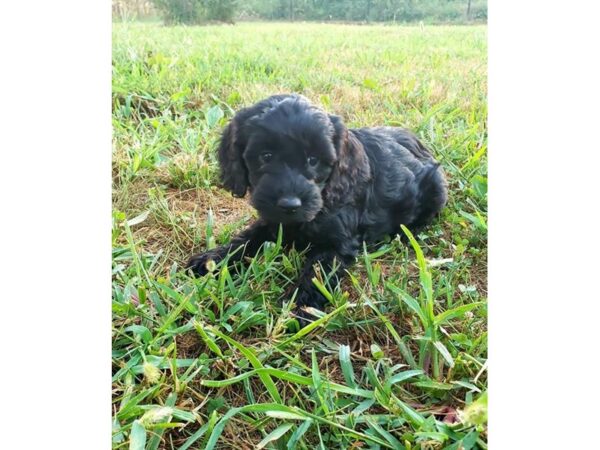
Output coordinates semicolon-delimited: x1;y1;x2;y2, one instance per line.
1;2;111;448
490;0;600;447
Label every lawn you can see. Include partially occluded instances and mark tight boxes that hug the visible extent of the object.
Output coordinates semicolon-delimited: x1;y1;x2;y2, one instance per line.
112;21;487;449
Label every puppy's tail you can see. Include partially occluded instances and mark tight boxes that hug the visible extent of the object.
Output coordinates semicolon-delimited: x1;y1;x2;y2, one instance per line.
412;163;448;229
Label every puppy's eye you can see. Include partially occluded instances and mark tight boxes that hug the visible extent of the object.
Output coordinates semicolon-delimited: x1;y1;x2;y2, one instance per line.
307;156;319;167
260;152;273;164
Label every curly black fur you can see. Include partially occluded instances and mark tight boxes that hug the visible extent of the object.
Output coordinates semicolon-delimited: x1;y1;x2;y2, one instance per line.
187;94;448;325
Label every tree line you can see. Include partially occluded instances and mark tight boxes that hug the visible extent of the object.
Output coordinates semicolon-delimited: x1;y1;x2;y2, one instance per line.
113;0;487;24
241;0;486;23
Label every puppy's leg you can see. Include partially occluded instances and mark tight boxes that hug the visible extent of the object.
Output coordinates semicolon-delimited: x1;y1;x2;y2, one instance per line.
186;221;273;276
292;250;351;324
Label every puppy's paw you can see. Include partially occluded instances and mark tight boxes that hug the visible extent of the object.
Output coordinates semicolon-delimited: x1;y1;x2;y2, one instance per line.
288;287;328;328
186;251;220;276
295;286;328;309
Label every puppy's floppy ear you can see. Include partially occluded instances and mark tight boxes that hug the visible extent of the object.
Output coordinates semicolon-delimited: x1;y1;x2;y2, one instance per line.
218;94;301;197
217;118;248;197
323;114;371;206
328;114;347;155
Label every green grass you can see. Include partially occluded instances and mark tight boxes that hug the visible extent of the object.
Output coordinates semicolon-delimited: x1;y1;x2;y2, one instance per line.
112;21;487;449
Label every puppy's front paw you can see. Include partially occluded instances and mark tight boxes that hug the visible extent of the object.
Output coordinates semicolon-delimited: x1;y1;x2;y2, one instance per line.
289;287;327;328
294;286;328;309
186;251;220;276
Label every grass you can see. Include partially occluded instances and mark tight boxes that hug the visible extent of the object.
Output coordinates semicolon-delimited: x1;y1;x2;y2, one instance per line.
112;21;487;449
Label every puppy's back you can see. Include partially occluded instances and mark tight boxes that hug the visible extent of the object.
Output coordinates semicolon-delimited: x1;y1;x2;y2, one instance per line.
362;126;433;161
352;126;447;231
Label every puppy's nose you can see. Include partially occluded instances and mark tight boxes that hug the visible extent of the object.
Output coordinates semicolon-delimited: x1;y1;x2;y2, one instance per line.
277;196;302;213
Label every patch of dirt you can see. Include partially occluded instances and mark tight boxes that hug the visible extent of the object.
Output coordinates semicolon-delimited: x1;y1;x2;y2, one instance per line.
120;185;255;269
164;187;255;241
469;253;488;297
164;419;264;450
175;331;205;359
112;176;154;217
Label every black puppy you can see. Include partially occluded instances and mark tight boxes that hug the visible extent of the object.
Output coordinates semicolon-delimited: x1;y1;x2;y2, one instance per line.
188;94;447;322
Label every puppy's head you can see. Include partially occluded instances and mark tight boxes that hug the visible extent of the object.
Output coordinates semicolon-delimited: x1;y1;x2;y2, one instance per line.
217;94;347;224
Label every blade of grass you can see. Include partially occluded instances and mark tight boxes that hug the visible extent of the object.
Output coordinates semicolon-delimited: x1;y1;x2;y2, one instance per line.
433;340;455;368
366;418;406;449
201;367;374;398
388;369;424;386
209;327;283;404
286;419;313;450
338;344;357;389
193;320;224;358
435;302;484;326
129;420;146;450
277;303;348;348
256;423;294;449
177;423;209;450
